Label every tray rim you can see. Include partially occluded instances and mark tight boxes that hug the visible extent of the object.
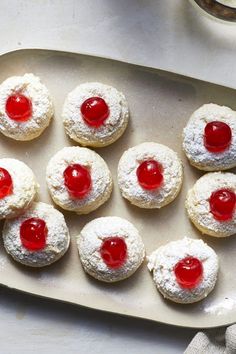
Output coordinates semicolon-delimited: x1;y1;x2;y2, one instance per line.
2;46;236;91
0;47;235;329
1;278;230;330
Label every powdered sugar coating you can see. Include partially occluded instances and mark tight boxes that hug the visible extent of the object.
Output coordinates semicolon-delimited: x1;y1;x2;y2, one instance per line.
3;202;70;267
0;158;38;219
0;73;53;141
63;82;129;147
186;172;236;237
147;237;219;304
46;147;112;214
77;216;145;282
117;142;183;209
183;103;236;171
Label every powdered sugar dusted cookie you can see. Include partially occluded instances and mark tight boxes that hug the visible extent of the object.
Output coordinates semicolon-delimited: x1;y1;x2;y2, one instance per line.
186;172;236;237
183;103;236;171
117;142;183;209
77;216;145;282
46;146;112;214
3;202;70;267
147;237;219;304
0;158;38;219
63;82;129;147
0;73;53;141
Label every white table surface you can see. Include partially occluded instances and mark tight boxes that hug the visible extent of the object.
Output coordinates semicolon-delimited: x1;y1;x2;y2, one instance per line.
0;0;235;353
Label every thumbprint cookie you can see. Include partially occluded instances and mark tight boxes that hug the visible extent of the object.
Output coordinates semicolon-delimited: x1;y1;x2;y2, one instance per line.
3;202;70;267
46;146;112;214
186;172;236;237
77;216;145;282
117;142;183;209
183;103;236;171
0;73;53;141
0;158;38;219
63;82;129;147
147;237;219;304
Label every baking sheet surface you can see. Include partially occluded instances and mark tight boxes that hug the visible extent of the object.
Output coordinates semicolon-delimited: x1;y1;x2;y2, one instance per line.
0;49;235;328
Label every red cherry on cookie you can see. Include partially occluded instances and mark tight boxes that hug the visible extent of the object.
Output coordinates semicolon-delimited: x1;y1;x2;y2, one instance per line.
5;93;32;122
0;167;13;199
136;160;163;190
174;257;203;289
209;189;236;221
204;121;232;153
100;237;127;269
81;96;109;127
63;164;91;198
20;218;48;251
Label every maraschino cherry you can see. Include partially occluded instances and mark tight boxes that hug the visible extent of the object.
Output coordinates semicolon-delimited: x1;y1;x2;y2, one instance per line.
136;160;163;190
100;237;127;269
174;257;203;289
209;189;236;221
20;218;48;251
63;164;91;198
0;167;13;199
204;121;232;153
5;93;32;122
81;97;109;127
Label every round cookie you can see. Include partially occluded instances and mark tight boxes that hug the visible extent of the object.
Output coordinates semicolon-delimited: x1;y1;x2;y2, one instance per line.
3;202;70;267
117;142;183;209
183;103;236;171
0;158;38;219
77;216;145;282
46;146;112;214
0;73;53;141
186;172;236;237
147;237;219;304
63;82;129;147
